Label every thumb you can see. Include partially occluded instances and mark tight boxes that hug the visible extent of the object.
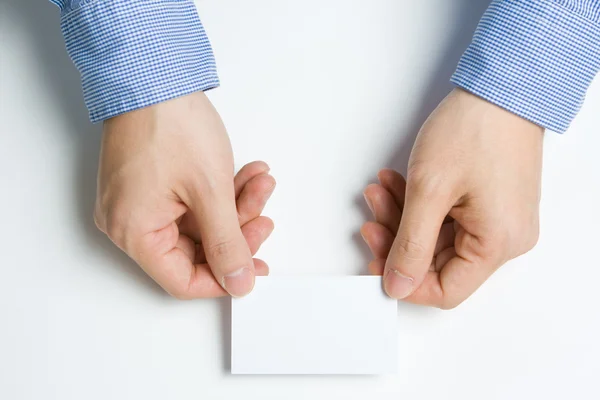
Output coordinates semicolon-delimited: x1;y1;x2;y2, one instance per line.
384;179;452;299
188;183;255;297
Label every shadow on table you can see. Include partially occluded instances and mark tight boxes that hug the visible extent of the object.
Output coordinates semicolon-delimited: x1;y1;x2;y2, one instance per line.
3;0;165;296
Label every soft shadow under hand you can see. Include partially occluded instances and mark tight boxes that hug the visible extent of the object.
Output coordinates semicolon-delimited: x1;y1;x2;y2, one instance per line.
5;0;164;297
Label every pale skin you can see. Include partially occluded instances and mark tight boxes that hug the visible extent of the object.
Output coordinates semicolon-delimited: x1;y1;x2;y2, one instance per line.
94;88;544;307
362;88;543;308
94;91;274;298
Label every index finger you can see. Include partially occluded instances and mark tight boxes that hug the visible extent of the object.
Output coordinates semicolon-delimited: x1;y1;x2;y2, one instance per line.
234;161;270;198
135;222;269;299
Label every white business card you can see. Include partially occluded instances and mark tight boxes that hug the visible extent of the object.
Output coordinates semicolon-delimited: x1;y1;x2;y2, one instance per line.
231;276;398;374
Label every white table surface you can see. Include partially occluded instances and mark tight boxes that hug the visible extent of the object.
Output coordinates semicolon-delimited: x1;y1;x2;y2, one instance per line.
1;1;599;399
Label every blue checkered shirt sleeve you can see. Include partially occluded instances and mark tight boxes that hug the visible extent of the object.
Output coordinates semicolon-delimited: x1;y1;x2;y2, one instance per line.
49;0;219;123
452;0;600;133
50;1;599;131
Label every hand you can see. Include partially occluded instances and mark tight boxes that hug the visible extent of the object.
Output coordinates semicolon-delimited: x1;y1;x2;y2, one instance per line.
361;88;543;309
94;92;276;299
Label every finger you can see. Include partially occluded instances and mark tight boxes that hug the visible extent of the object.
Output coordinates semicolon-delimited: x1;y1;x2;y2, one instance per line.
179;172;275;243
404;227;495;308
364;184;402;233
435;247;456;272
188;258;269;297
234;161;270;198
176;234;196;261
434;222;455;255
360;221;395;259
377;169;407;209
186;180;256;298
361;219;454;274
241;216;274;255
402;271;445;306
437;230;497;308
177;213;202;244
194;215;274;264
253;258;269;276
405;254;493;309
183;258;271;299
378;170;454;225
185;258;270;298
194;243;206;264
383;179;453;299
377;170;459;226
133;221;228;299
368;258;385;276
237;173;276;225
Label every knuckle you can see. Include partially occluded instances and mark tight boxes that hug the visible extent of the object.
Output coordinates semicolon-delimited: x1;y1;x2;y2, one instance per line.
94;196;137;255
406;162;427;184
104;205;130;247
456;229;494;262
205;238;237;260
501;215;540;255
394;236;427;261
480;229;510;263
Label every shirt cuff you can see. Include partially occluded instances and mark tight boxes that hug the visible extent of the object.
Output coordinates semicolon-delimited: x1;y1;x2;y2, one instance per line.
58;0;220;123
450;0;600;133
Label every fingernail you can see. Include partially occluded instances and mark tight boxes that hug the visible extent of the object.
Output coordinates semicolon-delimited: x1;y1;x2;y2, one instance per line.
364;193;374;214
384;269;414;299
222;267;254;297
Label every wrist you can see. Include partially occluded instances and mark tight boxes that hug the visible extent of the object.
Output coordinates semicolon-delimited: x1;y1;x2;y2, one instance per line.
452;88;544;136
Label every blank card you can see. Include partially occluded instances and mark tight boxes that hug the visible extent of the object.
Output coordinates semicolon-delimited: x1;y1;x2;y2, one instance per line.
231;276;397;374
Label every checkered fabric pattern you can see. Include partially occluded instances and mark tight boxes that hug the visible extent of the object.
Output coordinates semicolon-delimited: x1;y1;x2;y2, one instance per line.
50;0;219;123
451;0;600;133
50;1;600;132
